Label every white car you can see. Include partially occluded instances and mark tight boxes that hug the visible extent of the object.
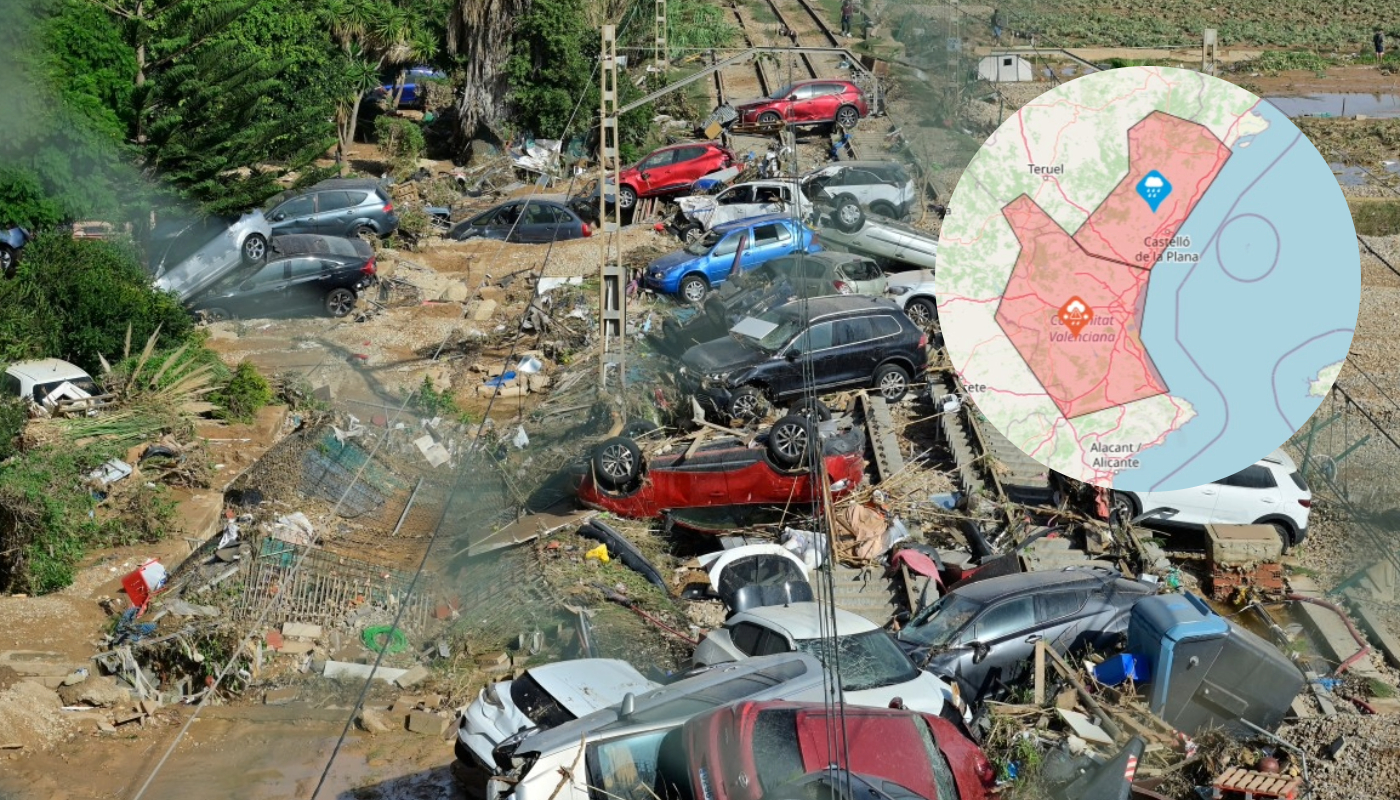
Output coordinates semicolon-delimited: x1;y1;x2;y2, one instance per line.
813;204;939;271
690;602;964;719
803;161;917;220
454;658;657;771
884;269;937;329
150;209;272;302
675;180;805;242
1111;448;1312;552
2;358;104;416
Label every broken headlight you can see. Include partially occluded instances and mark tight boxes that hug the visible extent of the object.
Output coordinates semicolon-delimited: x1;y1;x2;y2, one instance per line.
482;681;504;708
886;285;911;296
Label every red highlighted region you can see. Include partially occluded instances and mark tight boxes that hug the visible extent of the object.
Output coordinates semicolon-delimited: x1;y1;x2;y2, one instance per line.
994;111;1232;419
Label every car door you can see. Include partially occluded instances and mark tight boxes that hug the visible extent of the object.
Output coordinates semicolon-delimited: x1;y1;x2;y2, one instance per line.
269;194;317;233
227;260;292;315
829;315;881;388
739;223;786;272
317;190;367;235
669;146;711;187
703;231;745;285
837;258;886;295
635;149;679;195
1209;464;1282;524
518;203;559;243
786;321;838;391
809;83;844;122
1136;481;1223;526
840;168;886;208
281;256;335;310
957;596;1038;698
711;186;756;228
787;83;821;122
1034;589;1095;655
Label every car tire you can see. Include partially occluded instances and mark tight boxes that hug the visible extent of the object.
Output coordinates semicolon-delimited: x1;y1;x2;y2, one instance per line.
679;223;704;245
767;414;815;469
0;245;15;279
1110;491;1140;524
757;111;782;126
870;201;899;219
1258;519;1295;555
617;185;638;210
831;195;865;233
834;104;861;129
788;398;831;422
325;288;356;317
873;363;911;402
592;436;643;490
680;274;709;304
241;233;267;264
729;385;768;421
622;419;661;438
201;307;232;323
355;225;377;239
905;297;937;329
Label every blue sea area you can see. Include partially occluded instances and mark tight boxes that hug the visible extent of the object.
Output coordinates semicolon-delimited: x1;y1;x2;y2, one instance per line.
1121;101;1359;492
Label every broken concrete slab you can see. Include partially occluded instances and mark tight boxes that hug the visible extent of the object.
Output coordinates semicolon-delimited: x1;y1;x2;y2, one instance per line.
358;707;392;734
470;299;498;321
445;281;470;302
407;709;448;736
1346;596;1400;670
282;622;323;640
1206;524;1283;565
323;661;408;684
394;665;430;689
526;374;551;393
278;641;316;656
1290;576;1386;681
264;687;300;705
58;676;132;708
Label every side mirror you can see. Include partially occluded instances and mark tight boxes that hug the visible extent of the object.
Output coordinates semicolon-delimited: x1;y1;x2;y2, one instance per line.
788;95;798;102
970;641;990;664
619;692;636;720
271;212;286;222
785;349;801;361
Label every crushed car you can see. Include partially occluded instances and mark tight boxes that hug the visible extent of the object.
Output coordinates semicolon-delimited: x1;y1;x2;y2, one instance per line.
802;161;918;221
673;180;801;243
2;358;108;417
811;202;938;271
186;234;377;320
576;414;864;520
448;198;592;243
603;142;737;210
884;269;937;329
454;658;658;773
894;566;1157;703
149;210;272;302
1;223;33;278
644;214;820;304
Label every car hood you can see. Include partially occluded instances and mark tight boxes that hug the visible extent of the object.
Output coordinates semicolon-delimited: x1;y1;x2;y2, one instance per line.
886;269;935;290
844;671;950;717
677;195;719;219
648;248;700;274
525;660;658;717
681;337;766;374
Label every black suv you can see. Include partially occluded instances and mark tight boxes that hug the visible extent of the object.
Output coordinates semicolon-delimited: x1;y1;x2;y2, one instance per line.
679;295;928;419
188;234;377;320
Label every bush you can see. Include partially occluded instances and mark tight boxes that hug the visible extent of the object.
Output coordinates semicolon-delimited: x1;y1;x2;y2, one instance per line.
0;395;25;462
210;360;273;422
374;115;426;178
0;233;192;374
409;375;459;417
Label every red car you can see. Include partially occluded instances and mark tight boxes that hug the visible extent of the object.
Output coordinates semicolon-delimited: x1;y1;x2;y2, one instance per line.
737;79;869;130
576;415;864;521
683;700;998;800
615;142;736;210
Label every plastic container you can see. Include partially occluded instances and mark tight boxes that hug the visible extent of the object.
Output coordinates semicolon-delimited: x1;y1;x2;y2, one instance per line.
1092;653;1149;686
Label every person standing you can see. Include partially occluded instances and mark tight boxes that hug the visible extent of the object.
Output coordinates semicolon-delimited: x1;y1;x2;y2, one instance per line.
991;8;1004;42
1376;30;1387;61
840;0;854;37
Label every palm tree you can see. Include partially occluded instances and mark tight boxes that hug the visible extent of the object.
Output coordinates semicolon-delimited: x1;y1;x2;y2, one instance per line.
446;0;531;143
336;57;383;174
390;27;440;110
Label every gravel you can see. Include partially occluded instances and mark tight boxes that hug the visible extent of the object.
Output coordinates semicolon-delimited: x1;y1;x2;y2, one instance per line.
1276;716;1400;800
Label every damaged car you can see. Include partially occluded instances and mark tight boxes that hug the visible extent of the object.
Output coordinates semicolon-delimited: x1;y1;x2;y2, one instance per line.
894;566;1157;703
681;701;998;800
489;653;829;800
673;180;802;243
802;161;917;221
455;658;658;772
609;142;737;210
3;358;107;416
149;210;272;302
680;296;928;420
2;223;33;278
734;79;870;130
644;214;820;304
884;269;937;329
812;203;938;271
263;178;399;239
691;601;966;721
576;414;864;520
448;198;592;243
186;234;377;320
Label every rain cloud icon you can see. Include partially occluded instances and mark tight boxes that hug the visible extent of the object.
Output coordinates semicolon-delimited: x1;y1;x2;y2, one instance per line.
1135;170;1173;212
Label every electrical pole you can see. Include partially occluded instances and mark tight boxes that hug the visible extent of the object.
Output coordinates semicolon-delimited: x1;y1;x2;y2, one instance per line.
655;0;668;68
598;24;627;395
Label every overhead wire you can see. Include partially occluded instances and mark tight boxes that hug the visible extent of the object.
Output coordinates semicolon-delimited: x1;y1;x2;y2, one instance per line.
129;5;641;795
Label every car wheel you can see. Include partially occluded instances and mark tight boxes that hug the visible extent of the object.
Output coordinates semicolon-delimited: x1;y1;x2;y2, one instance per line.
680;274;709;304
622;419;661;438
355;225;377;239
729;385;768;421
873;363;911;402
905;297;937;329
1110;491;1140;524
201;307;232;323
870;201;899;219
325;288;356;317
831;195;865;233
1259;519;1295;555
680;224;705;245
788;398;831;422
0;245;14;279
757;111;782;126
592;436;642;489
767;414;815;468
617;185;638;210
241;233;267;264
834;104;860;129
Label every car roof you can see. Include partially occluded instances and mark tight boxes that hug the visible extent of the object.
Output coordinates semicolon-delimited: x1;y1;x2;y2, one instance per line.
771;294;901;320
713;213;801;233
949;567;1118;603
308;178;385;191
729;601;878;638
1260;448;1297;470
4;359;91;382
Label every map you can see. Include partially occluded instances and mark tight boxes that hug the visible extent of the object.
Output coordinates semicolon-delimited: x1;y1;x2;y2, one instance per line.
935;66;1360;492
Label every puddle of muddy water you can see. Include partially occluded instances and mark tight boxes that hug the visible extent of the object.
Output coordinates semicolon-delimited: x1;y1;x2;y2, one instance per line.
1327;162;1371;186
1264;93;1400;119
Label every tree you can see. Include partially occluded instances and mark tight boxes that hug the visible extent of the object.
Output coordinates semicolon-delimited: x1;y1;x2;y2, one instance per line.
446;0;531;144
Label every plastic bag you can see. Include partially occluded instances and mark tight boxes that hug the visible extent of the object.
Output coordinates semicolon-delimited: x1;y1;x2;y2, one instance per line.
883;516;910;554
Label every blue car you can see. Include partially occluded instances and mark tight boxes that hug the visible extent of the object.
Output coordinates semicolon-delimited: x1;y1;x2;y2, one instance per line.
644;214;821;304
378;66;446;108
2;225;33;278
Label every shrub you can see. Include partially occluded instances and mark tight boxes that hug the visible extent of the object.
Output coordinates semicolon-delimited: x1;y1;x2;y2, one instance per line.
210;360;273;423
0;396;25;462
374;115;426;178
409;375;459;417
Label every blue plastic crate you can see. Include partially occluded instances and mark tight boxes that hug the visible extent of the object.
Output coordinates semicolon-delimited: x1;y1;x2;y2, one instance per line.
1093;652;1150;686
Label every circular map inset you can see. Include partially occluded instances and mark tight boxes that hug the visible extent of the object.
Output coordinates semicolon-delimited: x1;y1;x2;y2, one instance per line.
935;66;1360;492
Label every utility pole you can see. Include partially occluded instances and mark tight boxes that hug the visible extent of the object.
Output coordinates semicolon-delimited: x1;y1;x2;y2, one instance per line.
1201;28;1218;74
654;0;668;68
598;24;627;395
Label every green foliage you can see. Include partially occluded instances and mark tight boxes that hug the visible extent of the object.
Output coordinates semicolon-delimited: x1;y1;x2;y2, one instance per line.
373;115;427;176
0;233;192;374
1350;200;1400;237
210;359;273;422
505;0;595;139
646;0;735;60
0;396;27;463
409;375;459;416
1242;50;1335;76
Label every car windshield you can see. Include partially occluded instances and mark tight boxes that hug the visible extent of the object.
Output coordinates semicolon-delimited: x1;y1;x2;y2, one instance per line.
769;84;794;100
753;709;805;792
33;377;99;403
686;229;724;256
794;630;919;692
899;594;984;649
510;673;576;729
732;309;802;352
586;727;690;800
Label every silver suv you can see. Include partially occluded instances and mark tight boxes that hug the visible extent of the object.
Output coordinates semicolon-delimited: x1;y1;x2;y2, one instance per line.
263;178;400;238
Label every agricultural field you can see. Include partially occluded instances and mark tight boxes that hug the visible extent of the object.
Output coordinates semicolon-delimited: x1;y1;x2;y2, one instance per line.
1004;0;1396;50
